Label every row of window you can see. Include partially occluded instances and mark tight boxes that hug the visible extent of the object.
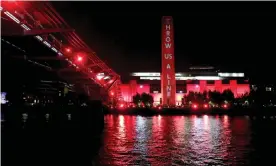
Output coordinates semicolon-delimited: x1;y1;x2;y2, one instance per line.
138;79;248;85
149;83;249;93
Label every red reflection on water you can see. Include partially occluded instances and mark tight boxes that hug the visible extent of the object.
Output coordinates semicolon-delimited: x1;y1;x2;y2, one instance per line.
152;115;162;130
222;116;251;164
190;115;213;160
100;115;136;165
99;115;252;166
149;115;173;165
223;115;229;128
152;115;163;139
172;116;186;145
203;115;209;130
218;115;231;162
134;116;150;163
119;115;124;127
192;115;197;124
125;116;136;142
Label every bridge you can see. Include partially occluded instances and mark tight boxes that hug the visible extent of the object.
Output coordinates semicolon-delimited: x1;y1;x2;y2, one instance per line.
1;1;123;103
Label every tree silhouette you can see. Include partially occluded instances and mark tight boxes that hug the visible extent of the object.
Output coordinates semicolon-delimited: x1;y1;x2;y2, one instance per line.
185;91;196;103
221;89;235;102
132;93;141;106
141;93;154;106
208;91;223;104
185;91;207;104
202;91;208;101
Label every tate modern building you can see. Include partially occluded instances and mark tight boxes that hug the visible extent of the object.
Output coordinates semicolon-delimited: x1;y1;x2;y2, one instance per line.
119;16;250;105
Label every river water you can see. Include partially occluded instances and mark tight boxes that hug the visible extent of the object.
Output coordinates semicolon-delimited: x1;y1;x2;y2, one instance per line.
95;115;276;166
3;114;276;165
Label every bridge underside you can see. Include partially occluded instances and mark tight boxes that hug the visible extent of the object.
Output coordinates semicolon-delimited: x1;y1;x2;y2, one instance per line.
1;1;122;103
2;27;108;102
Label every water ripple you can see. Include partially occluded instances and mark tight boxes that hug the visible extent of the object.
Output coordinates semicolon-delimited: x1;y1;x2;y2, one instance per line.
97;115;276;166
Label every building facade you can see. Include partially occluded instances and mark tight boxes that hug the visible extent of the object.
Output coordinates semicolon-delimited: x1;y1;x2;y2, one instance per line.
120;68;250;105
119;16;250;105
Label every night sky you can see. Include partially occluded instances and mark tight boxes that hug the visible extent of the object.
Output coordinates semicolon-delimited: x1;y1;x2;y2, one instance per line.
51;1;276;83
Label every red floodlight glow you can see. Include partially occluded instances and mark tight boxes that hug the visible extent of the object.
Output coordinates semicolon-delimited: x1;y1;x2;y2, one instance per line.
203;104;208;108
2;2;18;11
192;104;198;109
110;92;114;96
65;47;72;53
223;104;228;108
77;56;83;62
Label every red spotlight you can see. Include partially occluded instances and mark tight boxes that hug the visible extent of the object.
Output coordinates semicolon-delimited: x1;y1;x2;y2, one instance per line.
110;92;114;96
192;104;198;109
65;47;72;53
223;104;228;108
203;104;208;108
74;54;85;64
77;56;83;62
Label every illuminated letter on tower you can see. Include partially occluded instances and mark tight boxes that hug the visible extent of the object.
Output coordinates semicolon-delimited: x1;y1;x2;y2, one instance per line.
161;16;176;105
